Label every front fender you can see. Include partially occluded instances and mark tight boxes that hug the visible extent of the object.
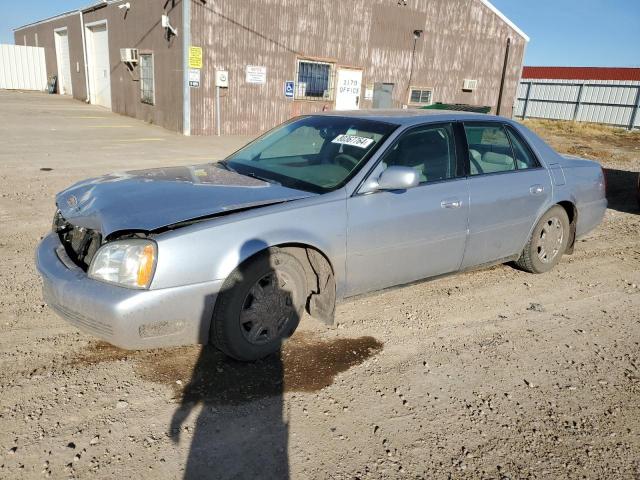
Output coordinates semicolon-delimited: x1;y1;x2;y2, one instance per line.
150;193;348;296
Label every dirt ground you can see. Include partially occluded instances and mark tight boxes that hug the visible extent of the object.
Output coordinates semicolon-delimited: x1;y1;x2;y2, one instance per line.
1;91;639;479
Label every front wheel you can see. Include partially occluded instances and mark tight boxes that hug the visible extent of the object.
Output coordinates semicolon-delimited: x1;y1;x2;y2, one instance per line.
516;206;570;274
210;248;307;361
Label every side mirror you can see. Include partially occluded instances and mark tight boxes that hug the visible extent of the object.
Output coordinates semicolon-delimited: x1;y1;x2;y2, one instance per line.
370;166;420;192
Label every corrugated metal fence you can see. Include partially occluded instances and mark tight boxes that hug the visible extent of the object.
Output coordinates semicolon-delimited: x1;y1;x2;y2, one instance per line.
514;78;640;130
0;44;47;91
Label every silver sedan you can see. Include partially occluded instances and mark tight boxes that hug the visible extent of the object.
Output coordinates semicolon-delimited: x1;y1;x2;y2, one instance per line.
36;110;607;360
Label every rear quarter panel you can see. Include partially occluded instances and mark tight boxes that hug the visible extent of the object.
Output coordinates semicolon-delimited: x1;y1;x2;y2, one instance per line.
556;156;607;238
509;122;607;240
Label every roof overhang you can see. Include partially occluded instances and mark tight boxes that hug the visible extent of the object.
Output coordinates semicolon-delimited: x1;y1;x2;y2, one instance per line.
13;10;80;32
479;0;530;42
522;66;640;82
13;0;124;32
14;0;530;44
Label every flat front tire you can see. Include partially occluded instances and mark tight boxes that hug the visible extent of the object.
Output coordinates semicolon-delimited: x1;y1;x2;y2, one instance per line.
210;248;307;361
516;206;570;274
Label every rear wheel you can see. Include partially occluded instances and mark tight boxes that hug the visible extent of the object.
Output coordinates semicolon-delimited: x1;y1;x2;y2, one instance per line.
516;206;570;274
211;249;307;361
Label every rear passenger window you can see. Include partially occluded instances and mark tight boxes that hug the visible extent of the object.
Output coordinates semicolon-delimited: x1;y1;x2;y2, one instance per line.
464;124;515;175
506;127;540;169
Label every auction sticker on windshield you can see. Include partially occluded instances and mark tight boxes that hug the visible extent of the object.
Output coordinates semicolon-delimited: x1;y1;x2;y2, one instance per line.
332;134;374;149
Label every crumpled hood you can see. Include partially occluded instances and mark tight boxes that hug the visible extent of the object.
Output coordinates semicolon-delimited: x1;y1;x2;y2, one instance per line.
56;164;314;236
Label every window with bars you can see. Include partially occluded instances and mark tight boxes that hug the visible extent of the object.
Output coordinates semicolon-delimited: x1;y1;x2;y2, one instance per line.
295;59;335;101
408;87;433;106
140;54;155;105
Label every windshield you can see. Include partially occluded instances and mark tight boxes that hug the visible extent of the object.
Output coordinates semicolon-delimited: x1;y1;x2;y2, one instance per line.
223;116;397;193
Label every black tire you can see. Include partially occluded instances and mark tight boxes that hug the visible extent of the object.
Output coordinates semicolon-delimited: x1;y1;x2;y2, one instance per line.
210;248;307;361
516;206;570;274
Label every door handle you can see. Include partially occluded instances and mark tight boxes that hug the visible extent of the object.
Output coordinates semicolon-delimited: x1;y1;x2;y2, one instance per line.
530;185;544;195
441;198;462;209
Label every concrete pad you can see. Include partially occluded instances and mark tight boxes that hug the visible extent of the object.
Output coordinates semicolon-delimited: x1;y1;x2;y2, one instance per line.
0;90;253;183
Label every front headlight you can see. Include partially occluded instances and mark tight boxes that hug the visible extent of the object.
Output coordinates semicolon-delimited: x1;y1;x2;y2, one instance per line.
88;239;157;289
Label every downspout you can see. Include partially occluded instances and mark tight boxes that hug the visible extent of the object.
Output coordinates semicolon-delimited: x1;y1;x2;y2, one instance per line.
407;36;418;97
79;9;91;103
182;0;191;136
406;29;423;103
496;37;511;116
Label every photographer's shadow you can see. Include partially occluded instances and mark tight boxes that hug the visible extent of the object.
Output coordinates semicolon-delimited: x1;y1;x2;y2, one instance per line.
170;242;290;480
169;346;289;479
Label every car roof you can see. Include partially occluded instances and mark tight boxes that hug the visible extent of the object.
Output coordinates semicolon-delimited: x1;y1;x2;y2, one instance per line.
315;109;509;126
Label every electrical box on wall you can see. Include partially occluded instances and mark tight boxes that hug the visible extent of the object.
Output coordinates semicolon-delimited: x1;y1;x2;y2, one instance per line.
120;48;139;64
215;70;229;88
462;79;478;91
161;14;178;36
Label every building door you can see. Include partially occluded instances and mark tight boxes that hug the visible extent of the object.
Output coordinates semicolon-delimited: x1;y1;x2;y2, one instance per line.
372;83;394;108
335;68;362;110
85;22;111;109
53;28;72;95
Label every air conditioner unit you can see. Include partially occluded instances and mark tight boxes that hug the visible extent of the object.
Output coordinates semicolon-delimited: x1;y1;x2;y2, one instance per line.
463;79;478;91
120;48;139;64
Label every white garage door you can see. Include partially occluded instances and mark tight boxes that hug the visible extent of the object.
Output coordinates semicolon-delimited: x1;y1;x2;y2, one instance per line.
54;28;72;95
86;22;111;109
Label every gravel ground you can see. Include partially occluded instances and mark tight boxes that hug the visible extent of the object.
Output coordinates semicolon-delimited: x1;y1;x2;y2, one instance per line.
1;92;639;479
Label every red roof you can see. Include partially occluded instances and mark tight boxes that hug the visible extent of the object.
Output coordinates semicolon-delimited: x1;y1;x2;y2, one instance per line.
522;66;640;82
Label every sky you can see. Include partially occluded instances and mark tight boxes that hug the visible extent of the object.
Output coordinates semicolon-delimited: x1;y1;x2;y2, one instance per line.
489;0;639;67
1;0;638;67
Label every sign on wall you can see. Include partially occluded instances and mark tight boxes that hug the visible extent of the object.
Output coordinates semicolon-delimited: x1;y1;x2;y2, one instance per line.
246;65;266;84
284;80;294;98
216;70;229;88
188;46;202;69
188;69;200;88
364;84;374;101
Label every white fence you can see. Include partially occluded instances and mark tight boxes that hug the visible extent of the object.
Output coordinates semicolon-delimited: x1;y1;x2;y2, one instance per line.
0;44;47;91
514;78;640;130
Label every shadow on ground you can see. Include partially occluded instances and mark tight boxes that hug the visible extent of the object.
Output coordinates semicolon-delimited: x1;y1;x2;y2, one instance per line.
77;330;382;479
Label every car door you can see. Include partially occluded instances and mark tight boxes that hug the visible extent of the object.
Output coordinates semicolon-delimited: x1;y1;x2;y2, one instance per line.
345;122;469;297
460;122;552;269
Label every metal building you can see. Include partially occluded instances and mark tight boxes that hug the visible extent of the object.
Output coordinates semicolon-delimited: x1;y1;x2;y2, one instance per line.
515;67;640;130
14;0;528;136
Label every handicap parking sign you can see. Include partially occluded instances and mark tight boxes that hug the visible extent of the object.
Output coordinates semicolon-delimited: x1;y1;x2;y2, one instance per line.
284;80;294;98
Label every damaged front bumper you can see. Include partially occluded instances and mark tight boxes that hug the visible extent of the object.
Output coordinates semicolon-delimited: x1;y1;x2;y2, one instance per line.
35;233;223;349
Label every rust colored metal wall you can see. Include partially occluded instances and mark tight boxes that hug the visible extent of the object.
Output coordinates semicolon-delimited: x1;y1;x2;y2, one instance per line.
15;1;184;133
16;0;525;136
15;13;87;100
82;0;184;133
189;0;526;135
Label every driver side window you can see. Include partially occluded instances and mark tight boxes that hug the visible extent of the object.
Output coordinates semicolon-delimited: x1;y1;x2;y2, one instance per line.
379;123;457;184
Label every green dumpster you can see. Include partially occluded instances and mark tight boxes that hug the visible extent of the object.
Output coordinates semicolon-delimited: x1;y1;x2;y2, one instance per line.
420;102;491;114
